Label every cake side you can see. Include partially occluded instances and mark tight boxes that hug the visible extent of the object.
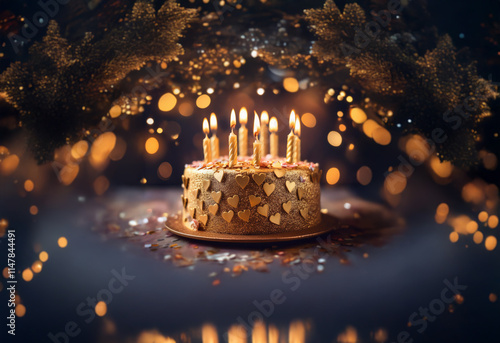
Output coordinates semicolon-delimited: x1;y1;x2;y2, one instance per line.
181;160;322;235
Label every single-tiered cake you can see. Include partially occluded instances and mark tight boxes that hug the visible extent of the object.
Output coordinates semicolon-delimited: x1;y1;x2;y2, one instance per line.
181;159;322;235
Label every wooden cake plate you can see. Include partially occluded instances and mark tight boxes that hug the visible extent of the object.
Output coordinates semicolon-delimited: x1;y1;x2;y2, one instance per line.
165;213;339;243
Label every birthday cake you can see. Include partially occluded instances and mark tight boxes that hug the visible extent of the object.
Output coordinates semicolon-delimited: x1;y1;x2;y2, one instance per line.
181;159;322;234
180;108;323;235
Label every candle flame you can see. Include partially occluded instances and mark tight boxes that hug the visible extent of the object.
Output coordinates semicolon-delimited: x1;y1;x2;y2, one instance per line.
270;117;278;132
253;111;260;138
261;111;269;124
203;118;210;135
295;116;301;137
210;113;218;132
230;109;236;129
289;110;296;130
239;107;248;125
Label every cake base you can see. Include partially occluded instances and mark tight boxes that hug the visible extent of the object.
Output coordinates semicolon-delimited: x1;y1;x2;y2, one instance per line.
165;213;339;243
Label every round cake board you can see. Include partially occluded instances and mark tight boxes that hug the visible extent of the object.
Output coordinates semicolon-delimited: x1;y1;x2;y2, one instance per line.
165;213;339;243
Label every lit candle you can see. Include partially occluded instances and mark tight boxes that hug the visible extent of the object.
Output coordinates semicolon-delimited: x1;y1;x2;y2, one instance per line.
210;113;220;159
229;109;238;167
202;118;212;163
294;116;301;162
270;116;278;158
252;112;262;166
286;110;296;164
238;107;248;156
260;110;269;157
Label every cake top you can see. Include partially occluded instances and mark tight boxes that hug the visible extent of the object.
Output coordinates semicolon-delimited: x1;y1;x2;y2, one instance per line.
186;156;320;173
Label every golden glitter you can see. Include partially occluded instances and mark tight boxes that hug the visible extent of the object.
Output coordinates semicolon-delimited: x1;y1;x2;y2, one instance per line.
29;205;38;215
449;232;459;243
466;221;479;234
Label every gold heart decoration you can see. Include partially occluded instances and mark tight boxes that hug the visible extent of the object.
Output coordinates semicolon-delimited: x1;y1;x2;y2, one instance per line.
235;175;250;189
269;213;281;225
249;195;261;207
227;195;239;208
211;191;222;203
282;201;292;214
257;204;269;217
214;170;224;182
286;181;296;193
208;204;219;215
238;210;250;222
222;210;234;223
263;183;275;196
252;173;266;186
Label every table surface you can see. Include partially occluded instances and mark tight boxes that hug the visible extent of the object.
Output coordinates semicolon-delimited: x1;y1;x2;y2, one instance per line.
2;180;499;343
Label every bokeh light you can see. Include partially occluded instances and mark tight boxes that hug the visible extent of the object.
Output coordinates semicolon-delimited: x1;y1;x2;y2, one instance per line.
350;108;367;124
327;131;342;147
58;237;68;248
283;77;299;92
485;236;497;251
196;94;211;109
301;113;316;128
39;251;49;262
95;301;107;317
24;179;34;192
356;166;372;186
145;137;160;155
158;93;177;112
158;162;173;180
326;168;340;185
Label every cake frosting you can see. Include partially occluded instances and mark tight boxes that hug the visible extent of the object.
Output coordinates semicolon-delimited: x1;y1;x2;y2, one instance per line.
181;157;322;235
